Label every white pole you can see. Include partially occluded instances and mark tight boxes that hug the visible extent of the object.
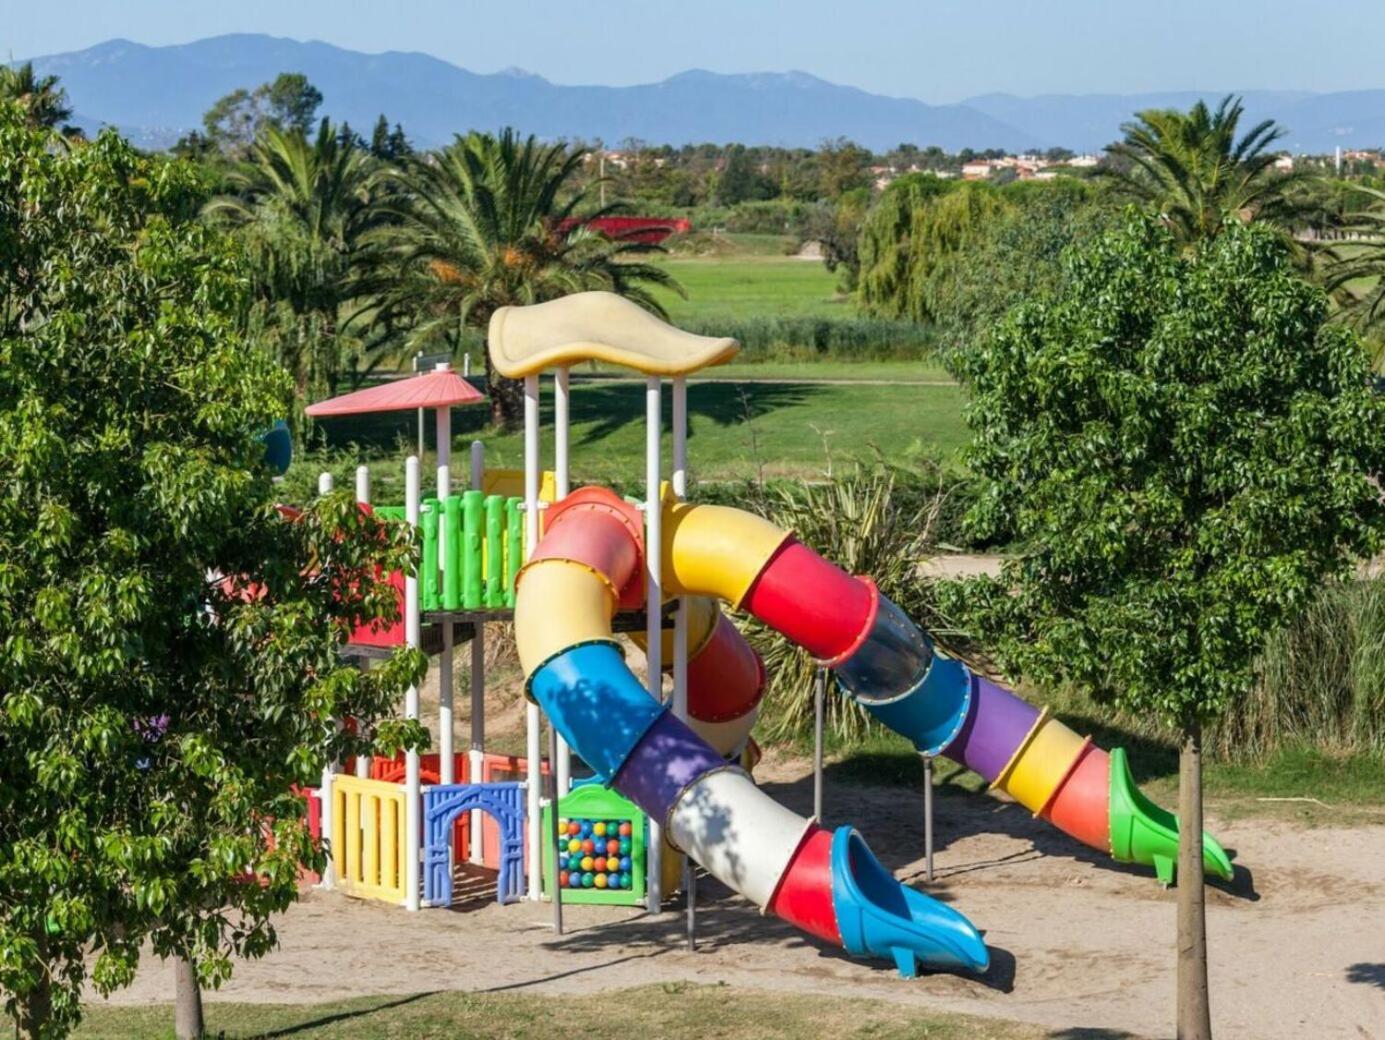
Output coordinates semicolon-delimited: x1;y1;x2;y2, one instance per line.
404;456;422;910
524;375;543;901
354;466;372;780
672;376;692;941
468;438;485;863
436;389;454;789
553;367;573;796
317;469;336;887
645;375;664;914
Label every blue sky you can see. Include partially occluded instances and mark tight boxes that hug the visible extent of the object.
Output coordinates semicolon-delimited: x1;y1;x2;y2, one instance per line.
8;0;1384;102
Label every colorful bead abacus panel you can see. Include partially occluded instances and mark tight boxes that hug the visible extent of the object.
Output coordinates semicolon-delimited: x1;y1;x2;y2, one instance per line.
541;784;646;906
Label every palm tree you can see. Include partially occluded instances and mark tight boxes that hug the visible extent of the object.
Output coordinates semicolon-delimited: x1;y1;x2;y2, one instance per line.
205;118;379;397
0;62;73;131
1101;95;1310;246
1323;185;1385;368
368;128;680;427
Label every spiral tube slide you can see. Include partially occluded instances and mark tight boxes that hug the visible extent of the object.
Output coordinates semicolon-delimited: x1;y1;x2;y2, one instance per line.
703;511;1233;886
515;488;989;977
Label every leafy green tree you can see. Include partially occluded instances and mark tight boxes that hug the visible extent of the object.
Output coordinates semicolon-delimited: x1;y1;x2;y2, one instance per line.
204;119;379;398
0;108;424;1039
1101;95;1311;246
796;187;871;290
202;73;324;156
369;114;412;161
369;128;680;427
857;177;1008;323
946;214;1385;1039
0;61;74;131
816;137;871;198
930;179;1117;363
1323;184;1385;367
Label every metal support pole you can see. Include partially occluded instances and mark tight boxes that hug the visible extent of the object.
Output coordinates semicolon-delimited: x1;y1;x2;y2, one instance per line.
468;440;485;863
813;667;826;822
553;367;573;795
354;466;372;780
317;470;336;886
550;722;564;936
923;754;935;883
436;395;454;788
672;376;694;947
404;456;422;910
523;375;542;901
644;375;663;914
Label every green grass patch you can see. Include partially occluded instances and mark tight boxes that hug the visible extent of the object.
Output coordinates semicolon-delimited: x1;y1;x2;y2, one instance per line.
300;380;969;501
654;258;848;321
74;984;1043;1039
573;359;953;382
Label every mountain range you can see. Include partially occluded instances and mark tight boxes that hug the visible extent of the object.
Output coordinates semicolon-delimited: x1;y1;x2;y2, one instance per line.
21;34;1385;154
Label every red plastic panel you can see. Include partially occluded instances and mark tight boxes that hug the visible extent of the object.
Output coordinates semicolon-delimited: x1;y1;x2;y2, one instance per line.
1041;743;1111;852
687;613;766;723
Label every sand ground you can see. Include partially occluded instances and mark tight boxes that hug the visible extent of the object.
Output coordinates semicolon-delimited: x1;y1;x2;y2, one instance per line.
99;747;1384;1040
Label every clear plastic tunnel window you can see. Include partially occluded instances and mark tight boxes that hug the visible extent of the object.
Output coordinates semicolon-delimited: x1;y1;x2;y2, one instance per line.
835;595;932;703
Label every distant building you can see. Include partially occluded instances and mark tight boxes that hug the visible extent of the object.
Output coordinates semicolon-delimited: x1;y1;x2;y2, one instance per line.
1067;154;1101;168
961;161;993;180
1274;154;1295;172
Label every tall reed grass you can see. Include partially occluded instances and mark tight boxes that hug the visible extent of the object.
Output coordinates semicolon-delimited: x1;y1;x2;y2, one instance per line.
679;315;936;362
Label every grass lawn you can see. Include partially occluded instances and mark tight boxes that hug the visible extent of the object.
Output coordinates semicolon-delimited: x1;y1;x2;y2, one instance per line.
303;380;968;498
74;984;1042;1040
653;258;849;322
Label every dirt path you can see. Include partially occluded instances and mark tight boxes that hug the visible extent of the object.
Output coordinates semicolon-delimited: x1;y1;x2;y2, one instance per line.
98;754;1383;1039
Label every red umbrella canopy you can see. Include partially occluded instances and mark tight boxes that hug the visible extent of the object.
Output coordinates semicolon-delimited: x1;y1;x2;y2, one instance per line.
305;368;485;417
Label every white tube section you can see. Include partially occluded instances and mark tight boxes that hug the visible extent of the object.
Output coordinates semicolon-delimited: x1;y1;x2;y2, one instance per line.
404;456;422;910
523;375;542;900
645;376;664;912
667;769;811;909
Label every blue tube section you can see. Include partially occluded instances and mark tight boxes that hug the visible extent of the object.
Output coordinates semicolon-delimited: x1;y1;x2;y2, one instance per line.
859;656;973;757
529;641;667;782
830;827;989;977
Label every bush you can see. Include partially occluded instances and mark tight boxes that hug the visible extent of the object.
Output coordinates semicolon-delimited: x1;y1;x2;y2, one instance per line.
678;315;936;362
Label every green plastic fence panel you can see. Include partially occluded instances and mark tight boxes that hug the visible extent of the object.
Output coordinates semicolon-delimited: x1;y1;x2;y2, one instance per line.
540;784;646;906
420;499;440;612
441;496;462;610
505;497;523;607
462;490;484;609
484;494;504;608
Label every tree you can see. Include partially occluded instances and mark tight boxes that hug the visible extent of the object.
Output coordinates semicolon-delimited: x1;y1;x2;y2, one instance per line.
930;179;1117;364
369;128;681;427
1323;184;1385;367
0;61;74;131
946;213;1385;1039
0;108;425;1039
856;177;1009;323
368;114;412;161
1100;95;1311;246
817;137;871;198
202;73;324;155
204;119;379;397
796;187;871;290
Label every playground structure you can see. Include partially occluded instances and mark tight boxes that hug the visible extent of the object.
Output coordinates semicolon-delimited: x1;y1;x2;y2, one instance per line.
303;290;1232;978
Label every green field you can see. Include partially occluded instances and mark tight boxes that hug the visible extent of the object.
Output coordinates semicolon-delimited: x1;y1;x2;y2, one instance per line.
578;359;954;382
653;258;849;321
74;984;1042;1040
306;379;968;497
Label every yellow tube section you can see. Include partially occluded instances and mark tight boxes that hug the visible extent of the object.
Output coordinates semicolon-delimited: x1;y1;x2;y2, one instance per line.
629;594;719;666
514;559;617;677
661;500;790;606
990;708;1091;815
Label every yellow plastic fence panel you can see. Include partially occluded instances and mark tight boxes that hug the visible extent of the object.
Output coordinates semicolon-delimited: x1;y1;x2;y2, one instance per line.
482;468;557;502
331;776;409;904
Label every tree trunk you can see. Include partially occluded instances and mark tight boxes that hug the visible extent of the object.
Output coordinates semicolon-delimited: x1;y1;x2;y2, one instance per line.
174;955;205;1040
483;344;524;430
1176;720;1213;1040
15;973;51;1040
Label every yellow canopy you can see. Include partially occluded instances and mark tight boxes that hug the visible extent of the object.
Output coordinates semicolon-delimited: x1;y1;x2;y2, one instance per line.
487;291;739;378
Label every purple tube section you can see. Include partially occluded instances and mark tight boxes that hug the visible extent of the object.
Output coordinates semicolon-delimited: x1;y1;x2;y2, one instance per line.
941;674;1041;782
611;709;726;820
